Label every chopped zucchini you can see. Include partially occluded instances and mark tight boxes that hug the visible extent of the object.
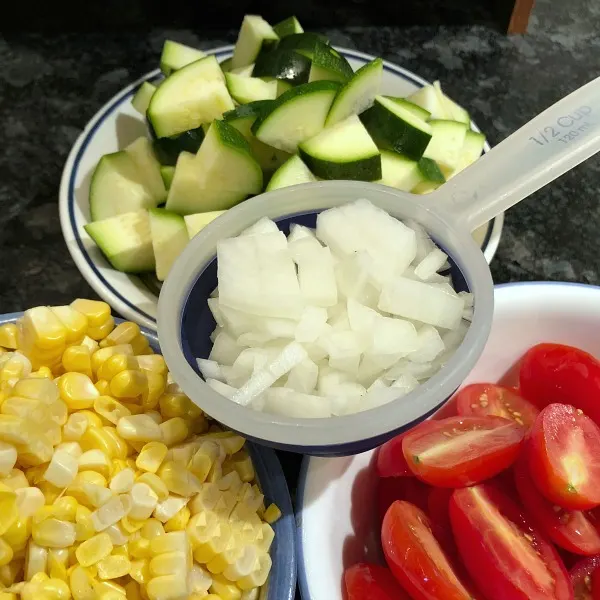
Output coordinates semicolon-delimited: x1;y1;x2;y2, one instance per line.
125;137;166;204
220;57;233;72
384;97;431;122
273;16;304;38
378;151;422;192
85;211;155;273
309;40;353;83
230;64;255;77
148;208;189;281
452;130;486;175
151;126;205;167
407;83;447;120
160;166;175;189
278;33;329;59
266;155;317;191
232;15;279;70
160;40;206;76
412;157;446;194
422;119;468;173
252;49;311;86
360;95;432;160
147;56;234;138
89;152;161;222
439;88;470;124
225;73;277;104
252;81;340;153
131;82;157;115
326;58;382;127
299;115;381;181
184;211;226;238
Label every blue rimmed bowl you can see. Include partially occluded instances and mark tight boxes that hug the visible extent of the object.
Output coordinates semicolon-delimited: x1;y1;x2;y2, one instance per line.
0;312;297;600
58;44;502;331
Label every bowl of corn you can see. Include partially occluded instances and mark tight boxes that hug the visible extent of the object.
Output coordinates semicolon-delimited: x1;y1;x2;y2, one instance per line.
0;299;296;600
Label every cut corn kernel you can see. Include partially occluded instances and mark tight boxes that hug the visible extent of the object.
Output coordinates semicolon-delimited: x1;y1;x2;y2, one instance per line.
158;394;191;420
98;355;140;384
130;336;151;356
76;533;113;567
92;579;126;599
57;373;99;410
63;413;88;442
135;474;168;504
109;468;135;494
117;416;162;443
111;371;147;400
146;573;189;600
142;372;166;411
140;520;165;541
91;346;134;378
61;346;92;379
164;505;190;533
47;548;69;581
102;323;141;348
20;307;67;351
101;427;130;460
94;397;132;426
159;419;188;448
135;443;168;474
97;554;131;580
79;450;111;480
104;523;128;546
4;516;32;552
94;380;111;396
120;517;145;534
129;538;150;559
210;574;242;600
44;450;79;488
69;565;95;600
87;317;115;341
128;483;158;521
0;443;17;476
262;504;281;524
188;442;220;484
70;300;111;329
153;496;188;524
129;559;150;586
136;356;167;377
0;325;18;350
32;519;76;548
0;539;13;567
51;306;88;343
91;494;132;532
77;411;103;429
75;506;95;542
157;462;201;498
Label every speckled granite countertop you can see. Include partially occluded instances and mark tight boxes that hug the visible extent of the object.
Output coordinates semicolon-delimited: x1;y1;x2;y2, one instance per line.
1;0;600;589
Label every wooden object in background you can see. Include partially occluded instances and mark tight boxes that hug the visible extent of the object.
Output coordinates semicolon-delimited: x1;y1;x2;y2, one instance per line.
507;0;536;33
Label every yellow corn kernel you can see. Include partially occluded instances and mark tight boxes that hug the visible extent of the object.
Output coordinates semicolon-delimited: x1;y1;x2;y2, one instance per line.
237;553;271;591
188;512;224;560
163;505;190;534
91;346;134;378
158;394;191;419
32;518;76;548
229;453;254;484
51;306;89;344
11;376;58;402
75;505;95;542
54;497;79;522
0;326;18;350
129;559;150;586
153;496;188;524
93;579;126;599
0;539;13;567
98;355;139;383
79;427;117;458
92;397;131;427
91;494;131;532
135;442;168;474
110;371;147;400
159;419;188;448
78;450;111;480
262;503;281;524
187;442;220;483
4;515;32;551
77;410;103;429
187;414;209;436
130;335;151;356
30;366;54;379
0;558;23;586
57;373;99;410
88;317;115;342
149;550;187;577
76;533;113;567
141;373;165;412
0;487;17;535
69;565;96;600
140;520;165;541
74;470;108;488
100;323;141;348
124;581;143;600
145;412;162;425
146;574;189;600
94;381;110;396
120;403;144;416
36;481;62;505
70;300;109;329
129;538;150;559
61;345;92;378
80;336;99;354
210;575;242;600
117;416;162;443
63;414;88;443
47;548;69;581
0;352;32;381
97;554;131;580
136;355;167;377
109;468;134;495
0;593;17;600
2;468;28;490
120;517;145;534
20;307;67;350
157;462;201;498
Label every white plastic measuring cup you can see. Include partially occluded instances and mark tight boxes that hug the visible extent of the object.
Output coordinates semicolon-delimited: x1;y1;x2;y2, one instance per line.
158;78;600;455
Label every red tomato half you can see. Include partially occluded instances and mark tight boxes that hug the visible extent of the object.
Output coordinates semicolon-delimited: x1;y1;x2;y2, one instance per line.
402;415;525;487
570;556;600;600
515;451;600;555
528;403;600;510
377;433;412;478
519;344;600;424
344;563;410;600
382;501;472;600
456;383;539;427
450;483;573;600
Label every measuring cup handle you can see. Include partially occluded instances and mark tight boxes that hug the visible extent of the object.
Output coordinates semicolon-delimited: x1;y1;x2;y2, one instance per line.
432;76;600;232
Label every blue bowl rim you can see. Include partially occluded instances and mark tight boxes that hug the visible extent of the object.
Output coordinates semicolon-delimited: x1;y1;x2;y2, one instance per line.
0;312;297;600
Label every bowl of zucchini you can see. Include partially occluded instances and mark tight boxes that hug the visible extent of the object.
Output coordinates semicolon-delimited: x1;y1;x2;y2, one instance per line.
59;14;501;331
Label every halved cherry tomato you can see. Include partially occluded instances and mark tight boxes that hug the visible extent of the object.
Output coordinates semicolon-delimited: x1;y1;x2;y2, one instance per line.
377;477;430;523
382;500;472;600
450;483;573;600
377;433;412;478
456;383;539;428
520;344;600;425
570;556;600;599
528;403;600;510
515;450;600;555
344;563;410;600
402;415;525;487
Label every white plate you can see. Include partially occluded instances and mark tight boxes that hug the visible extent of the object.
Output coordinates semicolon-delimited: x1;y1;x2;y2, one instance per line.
59;44;504;331
296;281;600;600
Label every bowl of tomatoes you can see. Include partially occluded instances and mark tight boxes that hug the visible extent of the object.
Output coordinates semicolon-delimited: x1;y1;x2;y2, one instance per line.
296;281;600;600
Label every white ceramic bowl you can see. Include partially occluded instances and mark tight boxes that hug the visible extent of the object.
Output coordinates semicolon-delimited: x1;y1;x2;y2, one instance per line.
59;44;502;331
295;281;600;600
